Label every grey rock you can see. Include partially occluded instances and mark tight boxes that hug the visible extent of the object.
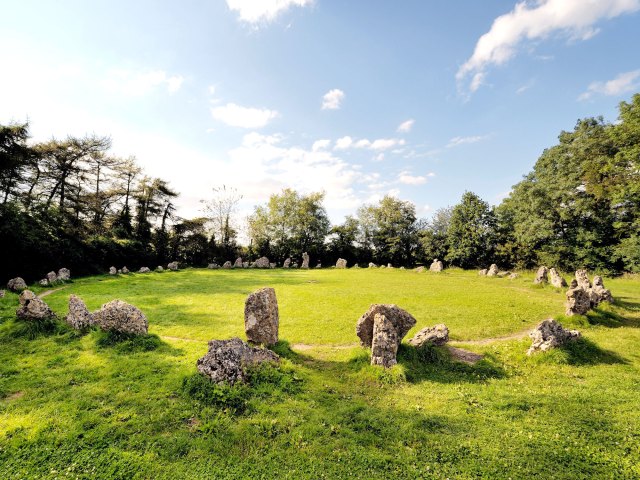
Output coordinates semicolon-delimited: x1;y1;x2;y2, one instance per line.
19;289;36;305
368;262;377;268
65;294;93;329
117;269;122;274
336;258;347;269
92;300;148;335
497;271;511;278
527;319;581;355
138;267;151;273
549;268;567;288
270;263;277;269
222;261;232;269
379;265;386;269
292;263;299;268
487;264;499;277
57;268;71;281
415;266;425;273
16;290;56;321
575;269;591;290
196;337;279;385
234;257;243;268
283;258;291;268
39;279;49;286
244;287;279;346
167;261;179;271
243;262;249;268
315;262;322;269
429;259;444;272
253;257;270;269
565;286;591;316
121;266;129;274
356;304;417;348
207;263;219;269
301;252;310;269
7;277;27;292
408;324;449;348
478;269;488;276
46;271;58;284
387;263;393;269
370;313;398;368
109;266;117;275
592;276;613;305
156;266;164;272
534;266;548;284
570;279;578;288
0;290;5;298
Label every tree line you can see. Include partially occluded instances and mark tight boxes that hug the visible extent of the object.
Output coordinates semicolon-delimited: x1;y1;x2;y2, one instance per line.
1;94;639;280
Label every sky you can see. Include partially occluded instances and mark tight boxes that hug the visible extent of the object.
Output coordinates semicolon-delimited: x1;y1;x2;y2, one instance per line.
2;0;640;229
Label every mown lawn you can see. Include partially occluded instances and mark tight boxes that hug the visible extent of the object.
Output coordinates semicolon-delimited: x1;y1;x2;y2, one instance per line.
1;268;639;479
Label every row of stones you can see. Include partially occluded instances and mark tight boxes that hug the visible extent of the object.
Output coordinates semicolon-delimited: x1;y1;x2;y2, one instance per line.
5;268;71;293
108;262;179;275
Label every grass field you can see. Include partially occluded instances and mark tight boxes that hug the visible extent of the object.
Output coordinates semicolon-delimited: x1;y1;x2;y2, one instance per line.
1;268;639;479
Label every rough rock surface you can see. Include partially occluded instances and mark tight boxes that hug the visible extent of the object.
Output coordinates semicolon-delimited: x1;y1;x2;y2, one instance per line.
592;276;613;305
222;261;232;269
39;279;49;286
570;279;578;288
527;319;581;355
387;263;393;269
487;264;499;277
58;268;71;281
0;290;5;298
534;266;548;284
575;269;591;290
7;277;27;292
283;258;291;268
408;324;449;348
244;287;279;345
109;266;117;275
65;294;93;329
370;314;398;368
196;337;279;385
336;258;347;269
156;266;164;272
565;286;591;316
429;259;444;272
167;262;179;271
46;271;58;284
301;252;310;269
139;267;151;273
478;269;488;276
92;300;148;335
415;266;425;273
356;304;417;348
252;257;270;269
16;291;56;321
549;268;567;288
243;262;249;268
368;262;377;268
121;266;129;274
234;257;243;268
207;263;219;269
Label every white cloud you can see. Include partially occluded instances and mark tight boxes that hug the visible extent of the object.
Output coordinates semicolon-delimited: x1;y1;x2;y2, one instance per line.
312;139;331;151
578;69;640;100
354;139;371;148
457;0;640;93
447;135;488;148
370;138;405;151
226;0;313;24
211;103;279;128
397;119;415;133
516;78;536;94
102;69;184;96
334;136;405;152
398;172;428;186
334;136;353;150
322;88;345;110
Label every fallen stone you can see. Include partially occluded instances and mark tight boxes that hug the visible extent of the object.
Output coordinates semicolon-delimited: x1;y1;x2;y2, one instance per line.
487;264;499;277
336;258;347;269
301;252;310;269
370;313;398;368
222;261;232;269
7;277;27;292
196;337;279;385
109;266;117;275
16;291;56;321
138;267;151;273
356;304;417;348
592;276;613;305
429;259;444;272
534;266;548;284
244;287;279;346
408;324;449;348
283;258;291;268
565;286;591;316
92;300;148;335
65;295;93;329
167;262;179;271
234;257;243;268
57;268;71;281
527;319;581;355
549;268;567;288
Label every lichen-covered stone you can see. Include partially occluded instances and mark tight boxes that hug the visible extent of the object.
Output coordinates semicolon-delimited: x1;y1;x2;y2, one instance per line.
138;267;151;273
370;314;398;368
222;261;232;269
253;257;270;269
156;266;164;272
57;268;71;281
7;277;27;292
336;258;347;269
46;271;58;284
368;262;377;268
196;337;279;385
244;287;279;346
356;304;416;348
19;289;36;305
575;269;591;290
415;266;425;273
65;294;93;329
592;276;613;305
283;258;291;268
16;291;56;321
527;319;581;355
487;264;499;276
565;286;591;316
408;324;449;348
121;266;129;274
429;259;444;272
92;300;148;335
109;266;117;275
234;257;243;268
167;262;179;271
534;266;548;284
301;252;310;269
207;263;219;269
549;268;567;288
478;269;488;276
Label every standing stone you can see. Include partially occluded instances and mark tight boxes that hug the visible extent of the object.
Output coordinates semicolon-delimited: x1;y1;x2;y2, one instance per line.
527;319;581;355
478;269;488;276
549;268;567;288
269;263;276;269
387;263;393;269
46;271;58;284
65;295;93;329
292;263;299;268
575;269;591;290
117;269;122;274
39;279;49;286
253;257;270;269
415;266;425;273
283;258;291;268
92;300;148;335
487;264;499;277
234;257;243;268
167;262;179;271
534;266;548;284
570;279;578;288
138;267;151;273
592;276;613;305
356;304;417;348
429;259;444;272
7;277;27;292
315;262;322;269
156;266;164;272
244;287;279;346
196;337;279;385
0;290;5;298
370;314;398;368
109;266;117;275
336;258;347;269
57;268;71;281
243;262;249;268
565;286;591;316
368;262;377;268
222;261;232;269
16;291;56;321
408;324;449;348
19;290;36;304
121;266;129;274
301;252;310;269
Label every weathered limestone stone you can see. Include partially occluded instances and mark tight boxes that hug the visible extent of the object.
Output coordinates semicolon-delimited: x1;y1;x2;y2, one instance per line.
509;273;519;280
196;337;279;385
527;319;581;355
121;266;129;274
117;269;122;274
478;269;488;276
353;264;360;268
252;257;270;269
356;304;417;348
244;287;279;346
380;265;386;269
283;258;291;268
301;252;310;269
109;266;117;275
487;264;499;277
370;314;398;368
534;266;548;284
415;266;425;273
138;267;151;273
156;266;164;272
565;286;591;316
16;290;56;321
46;271;58;284
292;263;299;268
92;300;148;335
57;268;71;281
336;258;347;269
549;268;567;288
7;277;27;292
368;262;377;268
167;261;179;271
270;263;277;269
408;324;449;348
315;262;322;269
0;290;5;298
387;263;393;269
234;257;243;268
39;279;49;286
65;294;93;329
592;276;613;305
575;269;591;290
222;261;232;269
429;259;444;272
207;263;219;269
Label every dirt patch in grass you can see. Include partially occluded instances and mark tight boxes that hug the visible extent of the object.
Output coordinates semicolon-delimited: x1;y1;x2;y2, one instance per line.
2;391;25;402
446;346;484;365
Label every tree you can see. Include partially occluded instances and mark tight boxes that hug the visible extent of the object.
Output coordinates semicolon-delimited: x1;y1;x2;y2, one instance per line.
201;185;242;260
326;216;360;264
0;122;32;204
418;206;453;265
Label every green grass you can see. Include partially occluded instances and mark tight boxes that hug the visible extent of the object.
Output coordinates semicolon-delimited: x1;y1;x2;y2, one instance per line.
1;268;639;479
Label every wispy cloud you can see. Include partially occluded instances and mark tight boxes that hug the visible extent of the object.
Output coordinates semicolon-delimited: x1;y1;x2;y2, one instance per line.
397;119;415;133
457;0;640;94
225;0;313;24
446;135;488;148
578;69;640;100
334;136;405;151
516;78;536;94
398;171;435;186
102;69;184;96
211;103;279;128
322;88;345;110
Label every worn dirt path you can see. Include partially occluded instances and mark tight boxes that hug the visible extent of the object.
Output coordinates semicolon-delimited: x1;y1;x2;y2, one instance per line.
38;286;67;298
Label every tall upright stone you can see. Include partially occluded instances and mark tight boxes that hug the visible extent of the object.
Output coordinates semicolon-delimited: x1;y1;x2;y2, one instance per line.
565;286;591;316
429;259;444;272
65;295;93;329
57;268;71;281
336;258;347;269
534;266;548;284
234;257;243;268
592;276;613;305
370;313;398;368
301;252;310;269
356;304;416;348
487;264;499;276
283;258;291;268
575;269;591;290
244;287;279;346
549;268;567;288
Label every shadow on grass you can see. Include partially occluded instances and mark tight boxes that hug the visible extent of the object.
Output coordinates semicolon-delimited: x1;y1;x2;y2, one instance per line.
560;338;628;366
586;301;640;328
94;329;183;355
0;317;74;341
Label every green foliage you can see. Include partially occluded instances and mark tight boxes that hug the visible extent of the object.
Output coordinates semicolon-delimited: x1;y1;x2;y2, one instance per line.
94;330;163;353
181;373;250;412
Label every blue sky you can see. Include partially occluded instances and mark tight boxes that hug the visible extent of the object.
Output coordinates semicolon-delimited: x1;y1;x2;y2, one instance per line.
2;0;640;227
